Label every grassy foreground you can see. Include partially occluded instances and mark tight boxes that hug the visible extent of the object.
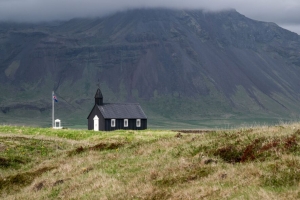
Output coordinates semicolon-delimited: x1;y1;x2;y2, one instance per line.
0;124;300;199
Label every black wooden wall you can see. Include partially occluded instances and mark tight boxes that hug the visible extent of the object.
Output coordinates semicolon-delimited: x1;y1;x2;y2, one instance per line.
88;106;147;131
104;119;147;131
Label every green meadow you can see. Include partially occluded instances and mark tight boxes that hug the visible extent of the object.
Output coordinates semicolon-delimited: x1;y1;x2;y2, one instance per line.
0;124;300;199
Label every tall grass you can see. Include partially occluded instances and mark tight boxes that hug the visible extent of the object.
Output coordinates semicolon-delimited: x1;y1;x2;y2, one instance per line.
0;123;300;199
0;125;174;141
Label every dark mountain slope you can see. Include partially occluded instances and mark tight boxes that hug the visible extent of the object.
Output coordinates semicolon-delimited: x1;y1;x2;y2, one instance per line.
1;9;300;127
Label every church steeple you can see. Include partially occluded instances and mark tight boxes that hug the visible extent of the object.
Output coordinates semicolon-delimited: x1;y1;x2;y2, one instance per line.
95;87;103;106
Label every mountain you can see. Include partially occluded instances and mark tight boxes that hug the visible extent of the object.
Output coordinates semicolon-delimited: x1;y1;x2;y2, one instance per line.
1;9;300;128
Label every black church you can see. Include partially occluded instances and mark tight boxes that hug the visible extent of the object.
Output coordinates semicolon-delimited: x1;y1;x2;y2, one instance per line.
87;87;147;131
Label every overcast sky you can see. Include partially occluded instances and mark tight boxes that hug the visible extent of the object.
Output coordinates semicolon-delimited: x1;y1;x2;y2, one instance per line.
1;0;300;34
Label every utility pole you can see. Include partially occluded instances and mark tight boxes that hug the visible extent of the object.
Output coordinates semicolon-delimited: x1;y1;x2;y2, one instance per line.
52;91;54;128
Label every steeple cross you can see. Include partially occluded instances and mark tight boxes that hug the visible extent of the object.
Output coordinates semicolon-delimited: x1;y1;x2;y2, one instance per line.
97;79;100;88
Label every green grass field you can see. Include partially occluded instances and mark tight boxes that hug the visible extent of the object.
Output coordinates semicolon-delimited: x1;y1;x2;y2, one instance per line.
0;124;300;199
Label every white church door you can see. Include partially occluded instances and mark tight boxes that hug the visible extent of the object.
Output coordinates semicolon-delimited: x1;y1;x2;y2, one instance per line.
93;115;99;131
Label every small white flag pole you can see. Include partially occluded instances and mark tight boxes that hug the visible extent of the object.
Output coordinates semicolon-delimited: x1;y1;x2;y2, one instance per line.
52;91;54;128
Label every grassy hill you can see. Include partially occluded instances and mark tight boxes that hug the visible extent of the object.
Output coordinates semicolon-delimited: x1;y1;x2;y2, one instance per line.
1;124;300;199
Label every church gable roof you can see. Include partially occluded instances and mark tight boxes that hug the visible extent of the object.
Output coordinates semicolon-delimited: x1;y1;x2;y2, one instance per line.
98;103;147;119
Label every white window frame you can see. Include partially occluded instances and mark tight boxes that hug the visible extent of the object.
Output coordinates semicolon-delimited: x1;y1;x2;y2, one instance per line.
124;119;128;127
111;119;116;127
136;119;141;127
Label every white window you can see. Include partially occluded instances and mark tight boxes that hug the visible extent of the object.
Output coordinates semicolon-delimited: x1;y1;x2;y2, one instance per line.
111;119;116;127
124;119;128;127
136;119;141;127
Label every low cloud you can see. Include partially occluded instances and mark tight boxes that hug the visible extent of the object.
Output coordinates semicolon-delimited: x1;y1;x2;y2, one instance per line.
0;0;300;34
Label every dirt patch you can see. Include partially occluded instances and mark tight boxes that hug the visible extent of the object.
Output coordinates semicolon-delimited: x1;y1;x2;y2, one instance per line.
175;133;182;138
0;166;56;194
240;138;263;162
0;157;10;167
202;158;218;165
214;146;241;163
75;146;84;154
34;181;45;191
0;143;6;152
155;163;214;187
53;179;64;186
174;130;213;134
89;143;123;151
68;142;125;156
259;139;280;152
0;157;26;168
284;135;298;150
215;134;300;164
81;167;93;174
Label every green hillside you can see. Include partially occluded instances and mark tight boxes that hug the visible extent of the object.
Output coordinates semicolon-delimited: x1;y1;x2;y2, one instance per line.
1;124;300;199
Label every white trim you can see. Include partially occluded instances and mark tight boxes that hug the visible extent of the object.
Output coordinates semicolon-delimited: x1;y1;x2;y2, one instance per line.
124;119;128;127
111;119;116;127
136;119;141;127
